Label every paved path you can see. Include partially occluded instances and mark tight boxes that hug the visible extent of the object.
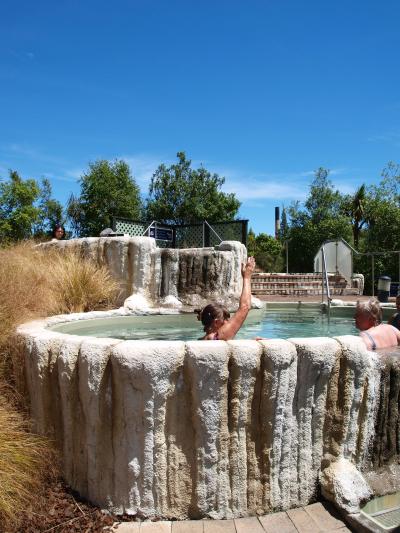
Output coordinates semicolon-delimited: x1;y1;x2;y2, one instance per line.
112;502;352;532
257;293;389;304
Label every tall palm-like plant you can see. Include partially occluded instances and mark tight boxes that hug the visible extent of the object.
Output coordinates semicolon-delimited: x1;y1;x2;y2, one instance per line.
351;184;366;248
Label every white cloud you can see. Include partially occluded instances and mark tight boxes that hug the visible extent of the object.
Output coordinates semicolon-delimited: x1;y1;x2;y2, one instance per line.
333;181;361;195
223;179;308;201
0;143;66;165
120;154;171;189
367;132;400;146
63;168;83;181
43;170;81;184
215;165;354;202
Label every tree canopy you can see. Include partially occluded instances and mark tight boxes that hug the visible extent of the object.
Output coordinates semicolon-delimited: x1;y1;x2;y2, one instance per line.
145;152;240;224
0;171;63;243
67;159;142;237
247;230;284;272
284;168;351;271
269;162;400;291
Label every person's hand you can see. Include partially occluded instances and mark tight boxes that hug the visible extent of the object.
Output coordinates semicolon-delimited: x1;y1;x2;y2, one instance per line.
241;256;255;278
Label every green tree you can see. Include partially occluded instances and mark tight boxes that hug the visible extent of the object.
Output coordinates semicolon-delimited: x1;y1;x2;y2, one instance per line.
67;160;142;237
0;171;62;243
341;184;367;248
146;152;240;224
285;168;351;272
247;228;257;256
305;167;344;224
246;230;284;272
279;206;289;241
253;233;284;272
33;178;65;238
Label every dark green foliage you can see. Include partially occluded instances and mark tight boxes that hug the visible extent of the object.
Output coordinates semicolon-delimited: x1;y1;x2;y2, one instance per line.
0;171;63;244
285;168;351;272
279;206;289;241
145;152;240;224
247;229;284;272
355;164;400;291
67;160;142;237
305;167;344;225
341;184;367;248
33;178;65;239
283;162;400;289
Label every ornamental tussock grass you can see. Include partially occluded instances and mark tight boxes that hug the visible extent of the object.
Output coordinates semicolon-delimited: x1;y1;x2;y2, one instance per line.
48;248;120;314
0;241;119;530
0;241;119;380
0;386;58;530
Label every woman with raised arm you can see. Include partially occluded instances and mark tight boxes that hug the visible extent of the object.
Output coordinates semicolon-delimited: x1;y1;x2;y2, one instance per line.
197;256;256;341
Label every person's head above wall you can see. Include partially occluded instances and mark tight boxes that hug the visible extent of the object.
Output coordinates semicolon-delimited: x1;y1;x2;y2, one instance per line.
52;224;65;240
355;298;382;331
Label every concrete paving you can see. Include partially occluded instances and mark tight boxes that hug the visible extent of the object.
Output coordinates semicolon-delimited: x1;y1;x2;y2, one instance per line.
111;502;352;532
257;294;394;304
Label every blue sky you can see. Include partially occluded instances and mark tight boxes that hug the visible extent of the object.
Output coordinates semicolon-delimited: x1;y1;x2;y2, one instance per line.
1;0;399;235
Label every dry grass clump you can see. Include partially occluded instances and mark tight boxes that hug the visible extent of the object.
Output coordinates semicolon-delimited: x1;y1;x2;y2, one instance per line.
49;249;119;314
0;243;54;349
0;242;119;362
0;388;57;530
0;241;120;530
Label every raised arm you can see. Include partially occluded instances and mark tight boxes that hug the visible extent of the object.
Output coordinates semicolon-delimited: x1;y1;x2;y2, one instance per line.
218;256;255;340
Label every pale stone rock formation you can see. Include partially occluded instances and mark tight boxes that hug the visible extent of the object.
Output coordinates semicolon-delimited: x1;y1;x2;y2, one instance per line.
41;237;247;310
22;239;400;518
320;458;372;514
15;317;398;519
124;294;151;312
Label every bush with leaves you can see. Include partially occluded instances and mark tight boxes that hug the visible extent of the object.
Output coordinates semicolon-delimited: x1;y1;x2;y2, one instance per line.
146;152;240;224
0;171;63;244
247;229;284;272
67;159;142;237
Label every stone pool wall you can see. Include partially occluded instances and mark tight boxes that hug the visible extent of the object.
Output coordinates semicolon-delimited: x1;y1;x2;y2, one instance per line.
41;237;246;309
15;317;400;519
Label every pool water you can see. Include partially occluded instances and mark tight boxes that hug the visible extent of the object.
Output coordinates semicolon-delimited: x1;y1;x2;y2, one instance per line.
50;308;358;341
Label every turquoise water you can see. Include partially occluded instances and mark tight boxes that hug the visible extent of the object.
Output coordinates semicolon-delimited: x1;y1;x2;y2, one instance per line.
50;308;358;341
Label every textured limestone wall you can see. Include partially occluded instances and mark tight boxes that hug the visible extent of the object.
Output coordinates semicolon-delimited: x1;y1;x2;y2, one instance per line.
41;237;246;309
16;318;393;519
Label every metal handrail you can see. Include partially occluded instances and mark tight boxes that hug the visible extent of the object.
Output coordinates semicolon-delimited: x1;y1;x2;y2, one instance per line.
204;220;223;244
322;238;400;297
142;220;157;236
321;245;331;321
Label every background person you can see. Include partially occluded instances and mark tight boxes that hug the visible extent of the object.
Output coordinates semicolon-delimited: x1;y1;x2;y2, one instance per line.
355;298;400;350
388;294;400;330
197;256;255;340
51;224;65;241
